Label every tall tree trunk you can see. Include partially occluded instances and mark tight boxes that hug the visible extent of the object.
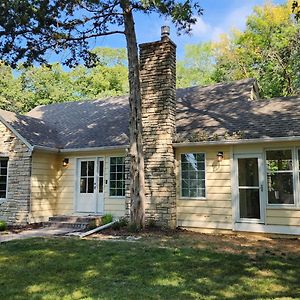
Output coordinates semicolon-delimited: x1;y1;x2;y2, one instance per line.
120;0;146;228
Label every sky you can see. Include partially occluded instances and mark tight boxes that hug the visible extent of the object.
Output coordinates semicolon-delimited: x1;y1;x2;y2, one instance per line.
86;0;286;60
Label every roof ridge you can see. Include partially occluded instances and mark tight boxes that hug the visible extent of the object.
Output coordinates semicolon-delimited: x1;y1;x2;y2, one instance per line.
176;78;256;92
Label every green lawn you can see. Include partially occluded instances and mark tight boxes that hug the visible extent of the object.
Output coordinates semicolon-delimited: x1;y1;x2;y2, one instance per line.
0;235;300;300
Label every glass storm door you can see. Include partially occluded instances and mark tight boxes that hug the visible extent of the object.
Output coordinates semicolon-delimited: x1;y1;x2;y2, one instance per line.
235;155;264;223
97;159;104;214
77;158;104;213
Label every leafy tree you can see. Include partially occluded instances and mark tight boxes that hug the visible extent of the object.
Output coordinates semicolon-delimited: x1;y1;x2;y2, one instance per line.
19;64;77;111
69;48;128;100
293;0;300;20
176;42;216;88
213;1;300;98
0;47;128;112
0;0;203;228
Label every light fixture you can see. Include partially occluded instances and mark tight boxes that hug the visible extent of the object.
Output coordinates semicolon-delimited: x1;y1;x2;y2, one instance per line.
63;158;69;167
217;151;224;162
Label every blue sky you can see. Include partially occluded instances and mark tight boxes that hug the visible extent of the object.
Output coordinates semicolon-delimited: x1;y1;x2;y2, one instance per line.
88;0;286;60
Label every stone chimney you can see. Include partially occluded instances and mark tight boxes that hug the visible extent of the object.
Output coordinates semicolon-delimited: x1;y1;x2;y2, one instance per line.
139;26;176;228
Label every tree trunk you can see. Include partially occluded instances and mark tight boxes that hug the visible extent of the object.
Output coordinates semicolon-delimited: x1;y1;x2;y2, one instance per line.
120;0;146;229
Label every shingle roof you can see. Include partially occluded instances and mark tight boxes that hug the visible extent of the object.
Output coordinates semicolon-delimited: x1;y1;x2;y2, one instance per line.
1;78;300;149
26;95;130;149
176;79;300;141
0;109;59;148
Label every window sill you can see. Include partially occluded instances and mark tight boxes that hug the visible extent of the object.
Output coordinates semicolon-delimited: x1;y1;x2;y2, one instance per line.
267;204;298;210
109;196;125;199
179;197;206;200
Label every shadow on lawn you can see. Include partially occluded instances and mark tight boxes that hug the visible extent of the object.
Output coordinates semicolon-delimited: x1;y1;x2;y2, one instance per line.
0;238;299;299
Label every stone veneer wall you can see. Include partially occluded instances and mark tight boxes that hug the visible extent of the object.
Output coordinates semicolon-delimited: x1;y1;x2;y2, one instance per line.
138;35;177;228
0;123;31;225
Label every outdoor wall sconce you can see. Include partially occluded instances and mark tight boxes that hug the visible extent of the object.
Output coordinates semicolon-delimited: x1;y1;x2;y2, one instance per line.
217;151;224;162
63;158;69;167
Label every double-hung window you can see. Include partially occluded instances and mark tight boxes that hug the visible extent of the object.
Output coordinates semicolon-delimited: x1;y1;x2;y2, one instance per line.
181;153;206;198
109;157;125;197
266;150;294;205
0;158;8;199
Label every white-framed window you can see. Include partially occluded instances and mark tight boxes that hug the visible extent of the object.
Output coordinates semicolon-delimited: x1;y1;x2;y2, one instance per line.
180;153;206;199
0;158;8;199
109;157;125;197
266;149;295;205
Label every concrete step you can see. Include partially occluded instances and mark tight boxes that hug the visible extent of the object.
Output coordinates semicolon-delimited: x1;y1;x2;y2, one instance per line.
44;215;102;230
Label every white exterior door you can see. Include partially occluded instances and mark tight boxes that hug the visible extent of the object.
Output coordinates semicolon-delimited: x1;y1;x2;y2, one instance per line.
76;158;104;214
234;154;265;224
97;159;104;214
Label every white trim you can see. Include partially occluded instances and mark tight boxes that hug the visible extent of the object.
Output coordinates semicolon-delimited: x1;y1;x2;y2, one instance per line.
230;145;236;230
75;157;106;214
265;148;297;207
173;136;300;148
32;145;59;153
233;153;265;224
0;116;33;151
76;158;97;213
108;156;126;198
60;145;127;153
179;152;206;200
234;223;300;235
96;157;105;213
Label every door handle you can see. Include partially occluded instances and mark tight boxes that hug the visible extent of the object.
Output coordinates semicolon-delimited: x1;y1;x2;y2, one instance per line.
260;184;263;192
94;182;97;190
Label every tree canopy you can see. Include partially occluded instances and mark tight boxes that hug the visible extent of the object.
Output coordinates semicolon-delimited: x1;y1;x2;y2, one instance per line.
0;47;128;113
213;1;300;98
176;42;215;88
176;1;300;98
0;0;202;68
293;0;300;20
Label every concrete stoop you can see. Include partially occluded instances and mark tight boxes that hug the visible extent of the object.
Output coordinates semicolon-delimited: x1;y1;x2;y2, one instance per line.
44;215;102;230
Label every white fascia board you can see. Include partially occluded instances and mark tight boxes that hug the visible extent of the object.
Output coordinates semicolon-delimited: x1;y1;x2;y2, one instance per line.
173;136;300;148
32;145;59;153
59;145;128;153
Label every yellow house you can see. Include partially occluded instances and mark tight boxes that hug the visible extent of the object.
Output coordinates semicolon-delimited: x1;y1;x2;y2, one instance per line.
0;29;300;235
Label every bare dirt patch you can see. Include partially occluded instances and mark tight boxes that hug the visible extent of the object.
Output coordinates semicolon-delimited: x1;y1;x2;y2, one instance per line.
90;227;300;257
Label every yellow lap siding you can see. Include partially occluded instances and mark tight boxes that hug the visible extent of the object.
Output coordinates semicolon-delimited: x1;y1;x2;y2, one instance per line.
30;152;59;222
176;145;233;230
177;220;232;229
56;150;126;217
266;209;300;226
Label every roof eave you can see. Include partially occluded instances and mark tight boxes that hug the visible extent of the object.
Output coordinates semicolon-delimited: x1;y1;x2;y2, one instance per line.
32;145;60;153
0;115;33;151
173;136;300;148
59;145;128;153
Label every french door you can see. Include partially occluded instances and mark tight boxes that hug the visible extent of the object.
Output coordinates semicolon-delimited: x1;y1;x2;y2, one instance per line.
76;158;104;214
234;154;265;223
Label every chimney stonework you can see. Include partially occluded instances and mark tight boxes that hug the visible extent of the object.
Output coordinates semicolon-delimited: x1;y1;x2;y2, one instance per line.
138;32;177;228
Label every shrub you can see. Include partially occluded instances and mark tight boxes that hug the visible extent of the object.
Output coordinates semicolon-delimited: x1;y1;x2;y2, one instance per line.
147;218;157;228
0;220;7;231
127;222;140;233
86;220;97;231
101;214;113;225
111;217;128;230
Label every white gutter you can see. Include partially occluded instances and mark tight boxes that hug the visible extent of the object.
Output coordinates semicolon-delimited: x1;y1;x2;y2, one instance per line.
60;145;128;153
173;136;300;148
32;145;59;153
31;145;127;154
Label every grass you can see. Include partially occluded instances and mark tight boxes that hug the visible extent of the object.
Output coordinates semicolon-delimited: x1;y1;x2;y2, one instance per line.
0;233;300;300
